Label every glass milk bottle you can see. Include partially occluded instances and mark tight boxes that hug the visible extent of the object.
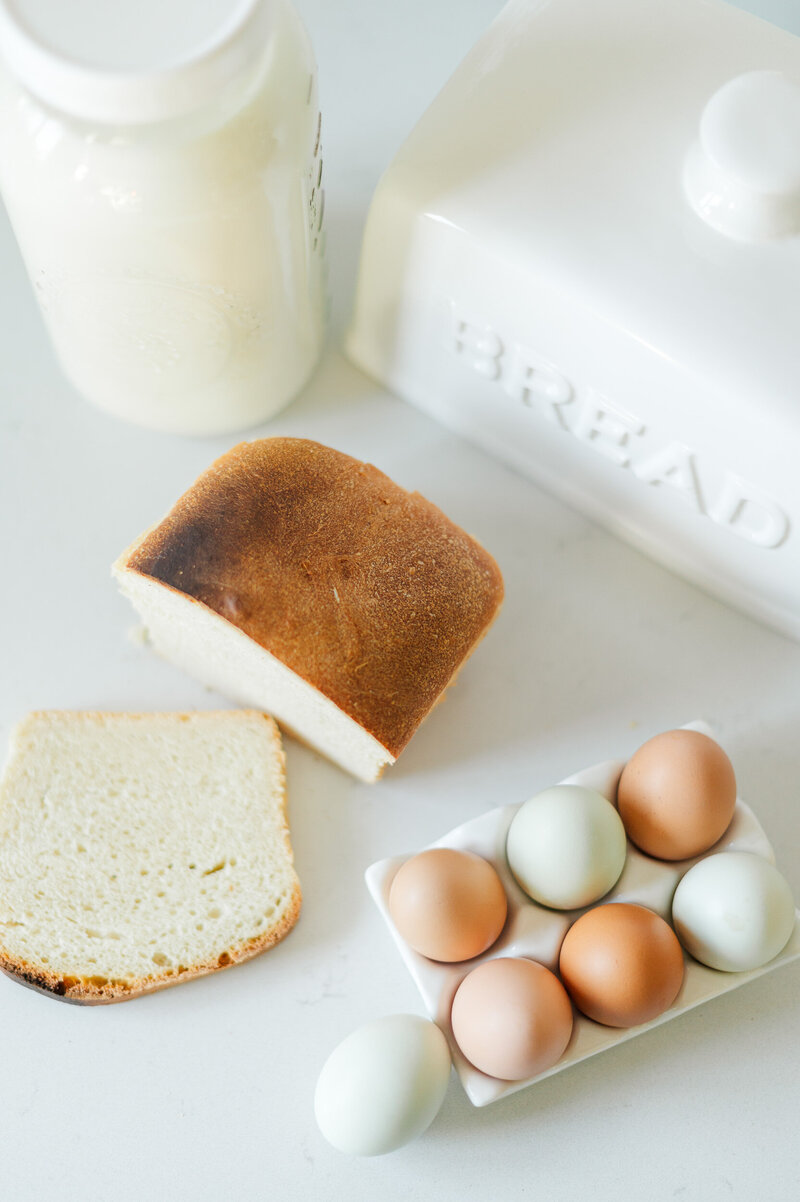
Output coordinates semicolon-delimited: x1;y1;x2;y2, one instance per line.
0;0;325;434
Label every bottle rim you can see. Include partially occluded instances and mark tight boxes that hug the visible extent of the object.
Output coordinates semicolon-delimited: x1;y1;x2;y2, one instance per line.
0;0;273;125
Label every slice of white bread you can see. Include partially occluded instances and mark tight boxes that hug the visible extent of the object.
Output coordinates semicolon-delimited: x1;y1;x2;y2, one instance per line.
0;710;301;1004
113;438;504;782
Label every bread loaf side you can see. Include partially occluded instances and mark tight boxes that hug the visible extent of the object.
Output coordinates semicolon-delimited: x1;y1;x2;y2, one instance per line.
114;438;504;781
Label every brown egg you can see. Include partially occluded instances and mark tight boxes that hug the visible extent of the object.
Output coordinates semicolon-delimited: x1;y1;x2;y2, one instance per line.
451;957;574;1080
388;848;507;962
559;903;685;1028
617;729;737;860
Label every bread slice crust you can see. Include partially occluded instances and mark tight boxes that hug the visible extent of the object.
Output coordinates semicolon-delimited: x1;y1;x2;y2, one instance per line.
117;438;504;760
0;711;302;1005
0;898;302;1005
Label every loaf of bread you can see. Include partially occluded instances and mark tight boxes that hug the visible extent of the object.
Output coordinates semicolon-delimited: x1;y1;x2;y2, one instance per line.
113;438;504;782
0;710;301;1004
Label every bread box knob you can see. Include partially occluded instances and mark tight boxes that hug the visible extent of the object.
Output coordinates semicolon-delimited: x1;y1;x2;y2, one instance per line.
684;70;800;240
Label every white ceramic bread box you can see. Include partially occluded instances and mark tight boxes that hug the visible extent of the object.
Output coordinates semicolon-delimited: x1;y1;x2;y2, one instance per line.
346;0;800;641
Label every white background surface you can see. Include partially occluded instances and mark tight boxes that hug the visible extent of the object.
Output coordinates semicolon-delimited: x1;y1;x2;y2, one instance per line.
1;1;799;1199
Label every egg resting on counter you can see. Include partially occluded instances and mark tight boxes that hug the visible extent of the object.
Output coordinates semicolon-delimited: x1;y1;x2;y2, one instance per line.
388;847;507;962
617;729;736;861
559;903;685;1028
314;1014;451;1156
506;784;627;909
450;957;574;1080
672;851;796;972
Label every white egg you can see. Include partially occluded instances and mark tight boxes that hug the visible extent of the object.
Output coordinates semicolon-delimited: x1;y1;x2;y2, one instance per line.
672;851;796;972
506;784;627;909
314;1014;451;1156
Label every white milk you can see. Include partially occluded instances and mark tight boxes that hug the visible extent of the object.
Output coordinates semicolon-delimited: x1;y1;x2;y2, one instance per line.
347;0;800;642
0;0;325;434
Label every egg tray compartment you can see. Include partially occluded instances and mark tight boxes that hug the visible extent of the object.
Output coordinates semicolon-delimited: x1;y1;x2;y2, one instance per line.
366;722;800;1107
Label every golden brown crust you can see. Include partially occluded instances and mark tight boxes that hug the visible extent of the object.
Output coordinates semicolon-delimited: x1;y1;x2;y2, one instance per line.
122;438;504;757
0;881;302;1005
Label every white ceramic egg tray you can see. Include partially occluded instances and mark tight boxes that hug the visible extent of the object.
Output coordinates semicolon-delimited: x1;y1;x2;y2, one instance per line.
366;722;800;1107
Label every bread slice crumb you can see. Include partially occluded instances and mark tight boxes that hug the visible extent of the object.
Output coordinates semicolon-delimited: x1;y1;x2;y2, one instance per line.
0;710;301;1004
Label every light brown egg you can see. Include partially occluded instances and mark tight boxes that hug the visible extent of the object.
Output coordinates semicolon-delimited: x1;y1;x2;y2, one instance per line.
617;729;737;861
451;957;574;1080
559;903;685;1028
388;848;507;963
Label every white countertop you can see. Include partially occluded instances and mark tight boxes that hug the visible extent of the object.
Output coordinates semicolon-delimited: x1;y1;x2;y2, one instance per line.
1;2;799;1199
